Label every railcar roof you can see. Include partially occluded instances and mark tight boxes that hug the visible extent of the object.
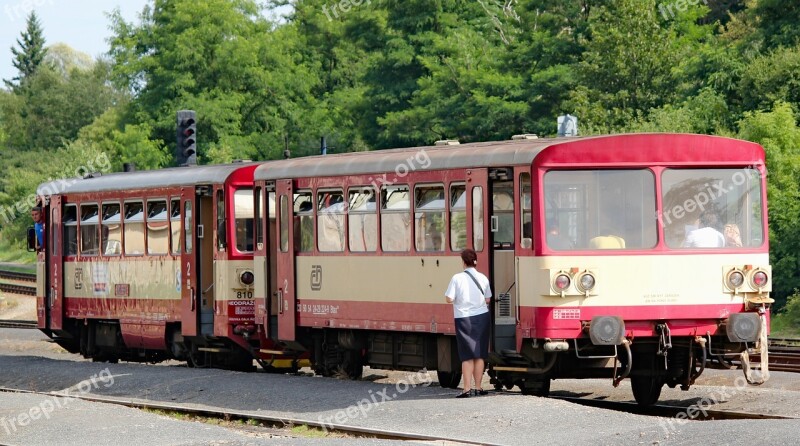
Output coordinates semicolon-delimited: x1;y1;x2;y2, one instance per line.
254;133;763;181
254;137;561;181
37;163;258;196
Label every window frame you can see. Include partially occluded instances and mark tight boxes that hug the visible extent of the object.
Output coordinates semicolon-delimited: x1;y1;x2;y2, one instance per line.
79;202;100;257
101;200;122;257
146;198;170;256
123;200;146;256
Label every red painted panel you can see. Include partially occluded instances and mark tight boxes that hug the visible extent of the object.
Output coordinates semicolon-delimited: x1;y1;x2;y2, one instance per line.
517;304;767;339
64;297;181;321
535;134;765;167
120;322;167;350
276;179;296;341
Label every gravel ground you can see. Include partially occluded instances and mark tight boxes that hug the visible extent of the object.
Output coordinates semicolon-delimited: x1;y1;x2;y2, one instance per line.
1;329;798;445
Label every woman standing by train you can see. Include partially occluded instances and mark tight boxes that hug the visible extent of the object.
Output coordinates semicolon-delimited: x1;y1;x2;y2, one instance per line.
445;249;492;398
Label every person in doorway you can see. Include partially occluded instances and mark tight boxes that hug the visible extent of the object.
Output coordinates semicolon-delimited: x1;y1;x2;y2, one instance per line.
444;248;492;398
31;206;44;251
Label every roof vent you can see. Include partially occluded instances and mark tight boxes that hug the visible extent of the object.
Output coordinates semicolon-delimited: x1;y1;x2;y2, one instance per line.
434;139;460;146
83;172;102;179
512;134;538;140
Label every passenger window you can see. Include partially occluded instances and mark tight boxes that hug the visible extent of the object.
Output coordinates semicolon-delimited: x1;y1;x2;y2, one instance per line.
492;181;514;247
64;205;78;256
254;187;263;250
124;202;145;255
170;199;181;255
348;188;377;252
184;200;193;254
80;204;100;256
216;190;226;251
520;173;532;249
450;184;467;251
294;191;313;252
234;189;254;252
279;195;288;252
147;200;169;255
102;202;122;256
415;184;445;252
381;185;411;252
473;187;484;252
318;189;345;252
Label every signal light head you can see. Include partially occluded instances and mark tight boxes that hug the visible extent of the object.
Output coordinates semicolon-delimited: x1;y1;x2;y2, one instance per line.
751;270;768;288
240;270;255;286
554;273;571;291
727;270;745;289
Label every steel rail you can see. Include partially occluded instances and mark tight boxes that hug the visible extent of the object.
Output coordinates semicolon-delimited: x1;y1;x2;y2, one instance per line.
0;319;37;329
0;387;501;445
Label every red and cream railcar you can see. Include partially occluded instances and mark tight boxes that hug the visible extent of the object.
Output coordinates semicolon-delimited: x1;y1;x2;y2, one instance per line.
253;133;772;404
34;163;266;369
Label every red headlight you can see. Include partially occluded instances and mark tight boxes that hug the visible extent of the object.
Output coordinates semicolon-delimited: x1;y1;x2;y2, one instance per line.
554;274;571;291
752;271;768;288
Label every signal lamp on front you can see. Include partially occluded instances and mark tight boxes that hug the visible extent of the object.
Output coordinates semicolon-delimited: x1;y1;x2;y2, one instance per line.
578;272;596;292
727;270;745;289
751;270;768;289
240;270;255;286
554;274;571;291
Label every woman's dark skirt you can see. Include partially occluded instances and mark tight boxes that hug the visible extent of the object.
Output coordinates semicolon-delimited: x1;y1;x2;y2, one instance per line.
455;311;490;361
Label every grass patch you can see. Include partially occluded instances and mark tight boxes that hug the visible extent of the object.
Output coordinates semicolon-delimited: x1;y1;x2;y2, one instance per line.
290;424;330;438
771;291;800;337
0;233;35;266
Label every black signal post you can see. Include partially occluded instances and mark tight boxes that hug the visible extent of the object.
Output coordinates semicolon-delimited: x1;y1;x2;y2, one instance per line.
176;110;197;166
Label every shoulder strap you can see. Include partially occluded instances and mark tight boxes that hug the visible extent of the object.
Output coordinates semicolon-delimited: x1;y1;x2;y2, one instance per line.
463;270;486;298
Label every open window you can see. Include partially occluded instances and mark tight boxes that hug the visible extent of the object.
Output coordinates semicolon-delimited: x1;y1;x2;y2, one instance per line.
317;189;345;252
348;187;377;252
80;204;100;256
124;202;145;255
63;205;78;256
415;184;445;252
381;185;411;252
147;200;169;255
102;202;122;255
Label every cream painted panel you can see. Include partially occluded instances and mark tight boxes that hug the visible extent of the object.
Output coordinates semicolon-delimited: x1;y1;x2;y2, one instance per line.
296;256;463;303
64;258;180;300
214;259;255;301
518;253;770;307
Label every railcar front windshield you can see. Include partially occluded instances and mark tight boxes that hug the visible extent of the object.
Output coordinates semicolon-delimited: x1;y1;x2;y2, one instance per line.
234;188;254;253
661;168;764;249
543;170;658;250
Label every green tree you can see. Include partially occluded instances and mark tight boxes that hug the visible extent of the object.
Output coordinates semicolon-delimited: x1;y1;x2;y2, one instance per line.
109;0;322;162
737;102;800;309
4;11;48;90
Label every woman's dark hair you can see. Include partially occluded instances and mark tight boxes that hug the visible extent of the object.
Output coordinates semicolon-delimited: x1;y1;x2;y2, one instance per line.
460;248;478;266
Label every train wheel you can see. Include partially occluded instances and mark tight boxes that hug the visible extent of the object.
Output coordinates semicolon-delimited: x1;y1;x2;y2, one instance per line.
437;370;462;389
631;376;664;406
520;378;550;397
338;350;363;380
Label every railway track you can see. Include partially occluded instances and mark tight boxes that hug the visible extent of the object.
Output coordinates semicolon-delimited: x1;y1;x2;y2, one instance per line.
0;267;36;296
0;269;36;283
0;282;36;296
0;387;495;445
0;319;37;329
